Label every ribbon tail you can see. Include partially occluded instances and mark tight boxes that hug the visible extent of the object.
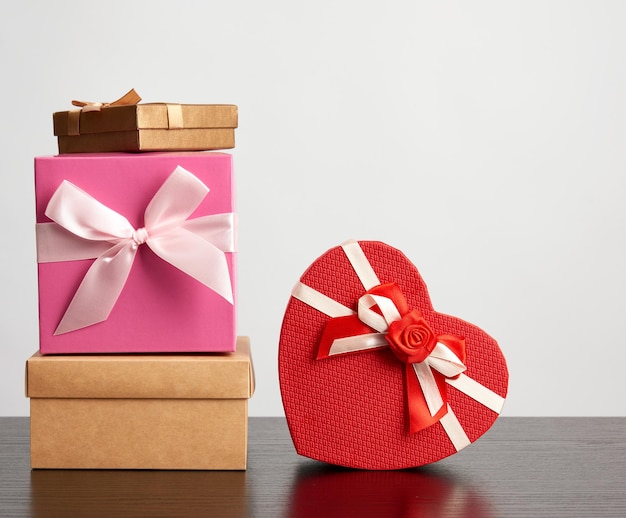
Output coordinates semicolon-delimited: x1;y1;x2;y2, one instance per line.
439;405;471;452
406;363;448;434
55;241;137;335
148;228;234;304
109;88;142;106
437;334;467;366
318;314;388;359
427;341;467;378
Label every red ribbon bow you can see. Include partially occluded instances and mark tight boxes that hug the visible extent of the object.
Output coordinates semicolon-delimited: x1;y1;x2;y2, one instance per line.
317;282;466;434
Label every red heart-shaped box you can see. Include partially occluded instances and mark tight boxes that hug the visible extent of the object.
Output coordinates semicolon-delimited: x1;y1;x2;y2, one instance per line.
279;240;509;469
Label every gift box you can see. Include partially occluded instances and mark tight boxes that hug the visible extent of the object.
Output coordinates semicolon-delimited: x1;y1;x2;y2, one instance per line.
35;152;237;354
26;336;255;470
279;240;509;470
53;90;237;153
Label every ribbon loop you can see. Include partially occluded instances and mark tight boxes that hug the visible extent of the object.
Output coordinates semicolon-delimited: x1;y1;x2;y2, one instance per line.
144;166;208;232
37;165;235;334
71;88;142;111
45;180;134;242
68;88;141;134
357;294;401;333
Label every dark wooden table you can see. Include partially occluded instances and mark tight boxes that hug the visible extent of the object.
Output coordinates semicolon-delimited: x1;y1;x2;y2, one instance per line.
0;417;624;517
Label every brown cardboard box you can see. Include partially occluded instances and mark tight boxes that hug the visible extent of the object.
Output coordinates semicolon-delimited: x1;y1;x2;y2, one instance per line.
26;337;254;470
53;103;238;153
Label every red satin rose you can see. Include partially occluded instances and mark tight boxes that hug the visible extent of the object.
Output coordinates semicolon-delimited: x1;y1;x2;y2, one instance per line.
385;309;437;364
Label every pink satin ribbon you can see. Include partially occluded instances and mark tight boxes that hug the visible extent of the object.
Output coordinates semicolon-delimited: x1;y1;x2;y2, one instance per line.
37;166;235;335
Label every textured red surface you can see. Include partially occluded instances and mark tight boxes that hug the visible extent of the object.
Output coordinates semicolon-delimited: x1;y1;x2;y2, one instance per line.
278;241;509;469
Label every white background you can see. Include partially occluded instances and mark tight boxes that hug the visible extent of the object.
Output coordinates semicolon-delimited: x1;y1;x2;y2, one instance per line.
1;1;625;417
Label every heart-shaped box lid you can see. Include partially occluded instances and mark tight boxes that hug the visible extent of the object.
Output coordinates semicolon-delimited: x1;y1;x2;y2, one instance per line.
279;240;509;469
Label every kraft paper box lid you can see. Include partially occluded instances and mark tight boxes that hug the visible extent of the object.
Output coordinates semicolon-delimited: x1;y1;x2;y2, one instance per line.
53;103;238;136
26;337;254;400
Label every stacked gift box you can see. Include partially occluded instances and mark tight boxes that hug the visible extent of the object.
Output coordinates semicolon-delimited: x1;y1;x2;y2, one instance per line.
25;90;254;470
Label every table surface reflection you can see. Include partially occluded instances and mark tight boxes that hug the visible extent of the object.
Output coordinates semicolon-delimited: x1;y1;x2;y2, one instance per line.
0;417;625;517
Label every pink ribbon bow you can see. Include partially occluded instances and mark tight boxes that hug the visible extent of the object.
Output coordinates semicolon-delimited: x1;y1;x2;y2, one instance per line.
36;166;235;335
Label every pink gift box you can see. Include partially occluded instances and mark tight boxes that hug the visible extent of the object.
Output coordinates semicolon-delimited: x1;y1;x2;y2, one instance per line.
35;152;236;354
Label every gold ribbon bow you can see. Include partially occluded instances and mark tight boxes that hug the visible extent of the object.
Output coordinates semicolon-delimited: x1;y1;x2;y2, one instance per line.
71;88;142;112
67;88;142;135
